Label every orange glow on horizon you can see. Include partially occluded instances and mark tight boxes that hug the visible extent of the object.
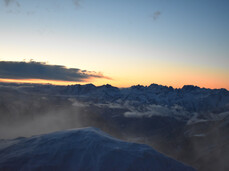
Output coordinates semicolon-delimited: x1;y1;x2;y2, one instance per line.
0;77;228;90
0;78;81;86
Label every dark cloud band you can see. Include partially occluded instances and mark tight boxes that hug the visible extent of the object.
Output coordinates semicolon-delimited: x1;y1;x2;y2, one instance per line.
0;61;109;82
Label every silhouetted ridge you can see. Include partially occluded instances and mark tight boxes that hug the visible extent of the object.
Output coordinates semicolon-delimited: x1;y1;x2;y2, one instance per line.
182;85;200;91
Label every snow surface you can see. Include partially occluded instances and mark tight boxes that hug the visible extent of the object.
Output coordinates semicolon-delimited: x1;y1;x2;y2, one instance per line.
10;83;229;121
0;127;195;171
2;83;229;122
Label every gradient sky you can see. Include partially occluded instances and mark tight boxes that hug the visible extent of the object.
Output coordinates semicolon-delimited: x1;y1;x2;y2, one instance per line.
0;0;229;89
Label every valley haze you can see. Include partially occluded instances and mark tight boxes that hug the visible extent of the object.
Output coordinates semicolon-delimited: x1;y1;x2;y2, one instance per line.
0;82;228;171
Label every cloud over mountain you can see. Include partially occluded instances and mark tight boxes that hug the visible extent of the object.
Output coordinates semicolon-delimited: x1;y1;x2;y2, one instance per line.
0;61;109;82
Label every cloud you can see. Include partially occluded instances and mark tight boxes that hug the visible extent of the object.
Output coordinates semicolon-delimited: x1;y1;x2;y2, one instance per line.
3;0;82;9
151;11;161;21
72;0;82;8
0;61;110;82
123;103;192;120
4;0;20;7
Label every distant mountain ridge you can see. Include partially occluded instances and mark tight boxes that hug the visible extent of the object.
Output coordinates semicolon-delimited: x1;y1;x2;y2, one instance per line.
0;82;228;171
2;82;228;112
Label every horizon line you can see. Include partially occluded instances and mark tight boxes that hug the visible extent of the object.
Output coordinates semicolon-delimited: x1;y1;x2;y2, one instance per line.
0;78;228;91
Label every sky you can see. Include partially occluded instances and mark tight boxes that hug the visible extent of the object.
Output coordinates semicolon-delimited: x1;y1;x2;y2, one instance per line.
0;0;228;89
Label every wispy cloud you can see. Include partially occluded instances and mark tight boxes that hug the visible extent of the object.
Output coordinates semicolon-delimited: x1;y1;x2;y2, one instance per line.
123;103;191;120
72;0;82;9
4;0;20;7
151;11;161;21
0;61;110;82
3;0;82;10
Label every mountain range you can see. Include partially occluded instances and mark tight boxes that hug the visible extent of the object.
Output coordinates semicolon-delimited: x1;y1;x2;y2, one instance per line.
0;82;228;170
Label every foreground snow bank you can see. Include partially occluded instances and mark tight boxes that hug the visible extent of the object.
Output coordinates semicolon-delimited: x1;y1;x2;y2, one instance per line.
0;127;195;171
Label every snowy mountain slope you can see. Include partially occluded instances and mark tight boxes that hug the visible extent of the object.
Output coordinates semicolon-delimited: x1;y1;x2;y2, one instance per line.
10;83;229;111
0;127;196;171
5;82;228;122
0;82;228;171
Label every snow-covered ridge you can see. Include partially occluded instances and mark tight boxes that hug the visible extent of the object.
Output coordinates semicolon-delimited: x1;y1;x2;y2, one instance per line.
0;127;195;171
0;83;228;171
3;82;229;111
1;82;229;122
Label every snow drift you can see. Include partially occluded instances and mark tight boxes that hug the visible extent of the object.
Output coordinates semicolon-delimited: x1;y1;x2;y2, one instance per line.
0;127;195;171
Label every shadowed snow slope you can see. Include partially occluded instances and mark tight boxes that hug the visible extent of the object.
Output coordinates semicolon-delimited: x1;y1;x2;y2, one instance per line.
0;127;195;171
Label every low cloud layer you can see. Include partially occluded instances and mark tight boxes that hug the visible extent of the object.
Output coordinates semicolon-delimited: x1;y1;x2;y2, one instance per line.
123;104;192;119
0;61;109;82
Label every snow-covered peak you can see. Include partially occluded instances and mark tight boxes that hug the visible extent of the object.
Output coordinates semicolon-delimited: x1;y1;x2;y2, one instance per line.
0;127;195;171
